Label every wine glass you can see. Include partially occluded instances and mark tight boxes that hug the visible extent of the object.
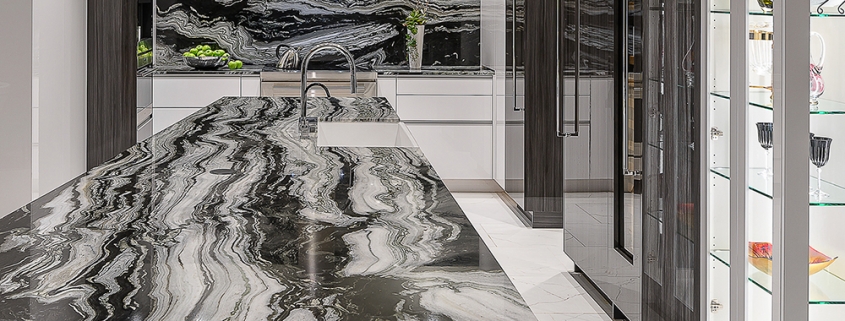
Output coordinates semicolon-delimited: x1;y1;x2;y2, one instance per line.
810;135;833;199
756;122;773;176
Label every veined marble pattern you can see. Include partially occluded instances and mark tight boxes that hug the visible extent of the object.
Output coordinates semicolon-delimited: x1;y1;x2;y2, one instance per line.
451;193;613;321
0;97;533;320
155;0;481;67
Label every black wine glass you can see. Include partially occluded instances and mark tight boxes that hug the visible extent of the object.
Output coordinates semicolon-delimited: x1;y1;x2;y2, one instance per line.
756;122;773;176
810;136;833;198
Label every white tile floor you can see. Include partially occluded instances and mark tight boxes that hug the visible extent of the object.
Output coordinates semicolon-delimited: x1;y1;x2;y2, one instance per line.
451;193;613;321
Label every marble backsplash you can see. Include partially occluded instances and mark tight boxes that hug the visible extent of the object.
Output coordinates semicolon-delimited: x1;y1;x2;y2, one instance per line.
155;0;481;67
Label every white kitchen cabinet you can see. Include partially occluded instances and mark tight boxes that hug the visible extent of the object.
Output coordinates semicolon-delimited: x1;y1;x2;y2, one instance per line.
153;108;201;134
153;77;241;107
376;78;397;108
406;124;493;180
388;75;496;182
396;78;493;96
241;76;261;97
395;96;492;121
152;75;258;136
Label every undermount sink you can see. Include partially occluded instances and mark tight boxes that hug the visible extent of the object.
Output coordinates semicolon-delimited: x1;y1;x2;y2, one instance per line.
316;122;418;147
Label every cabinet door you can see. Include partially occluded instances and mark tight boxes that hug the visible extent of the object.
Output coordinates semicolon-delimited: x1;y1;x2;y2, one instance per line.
376;77;397;108
406;124;493;179
396;78;493;96
396;96;493;121
241;76;261;97
153;108;201;135
153;77;241;107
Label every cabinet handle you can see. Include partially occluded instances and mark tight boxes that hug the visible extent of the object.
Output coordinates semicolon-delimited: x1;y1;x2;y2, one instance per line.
513;1;523;112
557;0;581;137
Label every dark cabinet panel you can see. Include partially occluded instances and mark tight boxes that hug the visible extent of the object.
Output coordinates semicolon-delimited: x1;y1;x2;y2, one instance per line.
524;0;563;227
87;0;138;169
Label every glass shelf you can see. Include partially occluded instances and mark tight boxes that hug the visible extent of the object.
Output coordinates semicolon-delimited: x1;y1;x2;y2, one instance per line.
711;91;845;115
710;167;845;206
711;250;845;304
710;8;845;17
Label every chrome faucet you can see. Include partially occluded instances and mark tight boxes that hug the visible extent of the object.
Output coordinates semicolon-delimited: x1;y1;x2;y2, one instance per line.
299;43;357;134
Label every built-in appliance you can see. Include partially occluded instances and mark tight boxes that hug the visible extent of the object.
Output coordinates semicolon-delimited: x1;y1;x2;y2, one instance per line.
502;0;704;319
259;71;377;98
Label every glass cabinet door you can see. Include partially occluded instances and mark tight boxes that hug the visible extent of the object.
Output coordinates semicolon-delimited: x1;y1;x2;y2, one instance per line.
707;0;845;319
806;1;845;318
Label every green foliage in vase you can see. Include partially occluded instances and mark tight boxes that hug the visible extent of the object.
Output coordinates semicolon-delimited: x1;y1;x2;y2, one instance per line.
403;7;427;60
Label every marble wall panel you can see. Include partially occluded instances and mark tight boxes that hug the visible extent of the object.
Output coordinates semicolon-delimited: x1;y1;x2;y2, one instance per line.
155;0;481;67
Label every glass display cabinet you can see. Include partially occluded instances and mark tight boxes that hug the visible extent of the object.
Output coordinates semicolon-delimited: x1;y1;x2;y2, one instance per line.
706;0;845;319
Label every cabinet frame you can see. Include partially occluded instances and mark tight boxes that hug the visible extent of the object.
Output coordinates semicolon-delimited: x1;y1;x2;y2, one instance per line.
707;0;812;319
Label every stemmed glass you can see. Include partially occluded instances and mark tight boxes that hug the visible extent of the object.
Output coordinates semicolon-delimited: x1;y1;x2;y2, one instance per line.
810;135;833;199
756;122;773;176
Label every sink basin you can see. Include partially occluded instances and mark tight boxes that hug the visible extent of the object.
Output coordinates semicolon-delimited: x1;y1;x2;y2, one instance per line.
316;122;418;147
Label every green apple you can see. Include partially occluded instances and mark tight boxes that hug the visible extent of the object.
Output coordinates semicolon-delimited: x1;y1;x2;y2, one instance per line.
228;60;238;70
198;53;207;57
204;49;213;56
214;49;225;56
189;48;199;55
202;45;211;51
183;52;195;57
235;60;243;68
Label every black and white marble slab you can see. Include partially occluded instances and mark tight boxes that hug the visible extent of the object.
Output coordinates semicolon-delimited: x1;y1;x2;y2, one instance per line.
0;97;534;320
151;64;495;76
155;0;481;68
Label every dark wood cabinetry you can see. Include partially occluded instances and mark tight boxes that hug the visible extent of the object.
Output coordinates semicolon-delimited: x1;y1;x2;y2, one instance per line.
87;0;138;169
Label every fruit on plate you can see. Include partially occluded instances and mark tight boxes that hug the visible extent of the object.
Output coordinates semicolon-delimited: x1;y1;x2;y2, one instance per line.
228;60;244;70
183;45;233;60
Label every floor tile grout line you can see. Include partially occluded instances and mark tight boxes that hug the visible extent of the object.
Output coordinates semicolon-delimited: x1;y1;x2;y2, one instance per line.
453;193;612;320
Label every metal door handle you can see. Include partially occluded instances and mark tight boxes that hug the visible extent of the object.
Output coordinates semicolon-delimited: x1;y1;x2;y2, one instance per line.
512;4;524;112
557;0;581;137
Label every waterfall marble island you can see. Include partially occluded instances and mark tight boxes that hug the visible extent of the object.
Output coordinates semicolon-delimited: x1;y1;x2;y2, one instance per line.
0;97;534;320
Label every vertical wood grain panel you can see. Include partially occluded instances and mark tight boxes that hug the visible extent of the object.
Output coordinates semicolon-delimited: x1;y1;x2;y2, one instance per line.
524;0;563;228
87;0;137;169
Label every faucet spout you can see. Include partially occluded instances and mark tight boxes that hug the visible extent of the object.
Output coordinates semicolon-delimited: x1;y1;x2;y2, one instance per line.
299;43;357;124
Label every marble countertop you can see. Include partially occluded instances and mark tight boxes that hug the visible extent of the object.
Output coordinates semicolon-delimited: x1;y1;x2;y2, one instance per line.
0;97;534;320
151;64;495;77
373;65;495;76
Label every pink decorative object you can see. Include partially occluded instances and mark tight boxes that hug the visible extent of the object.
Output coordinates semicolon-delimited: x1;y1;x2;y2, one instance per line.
748;241;837;276
809;32;826;109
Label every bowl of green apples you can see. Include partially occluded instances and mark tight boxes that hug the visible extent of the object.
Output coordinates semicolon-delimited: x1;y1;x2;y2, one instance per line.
182;45;232;70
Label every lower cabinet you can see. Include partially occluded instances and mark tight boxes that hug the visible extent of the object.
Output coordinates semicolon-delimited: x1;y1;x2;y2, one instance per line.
151;75;261;136
153;108;201;134
405;124;493;180
383;75;496;181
